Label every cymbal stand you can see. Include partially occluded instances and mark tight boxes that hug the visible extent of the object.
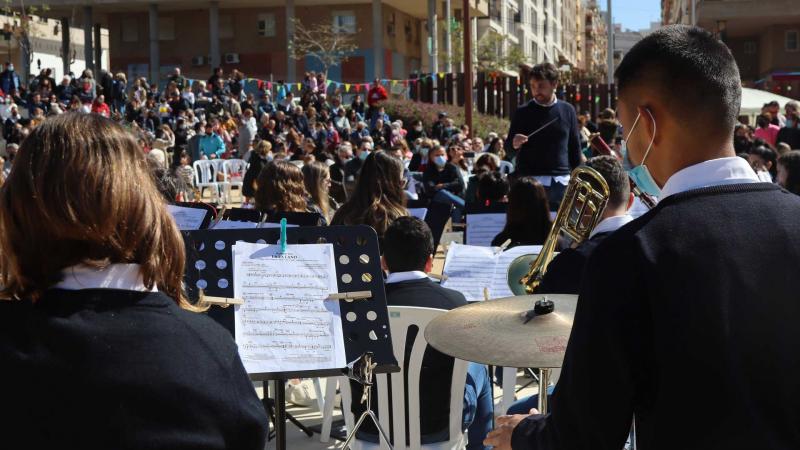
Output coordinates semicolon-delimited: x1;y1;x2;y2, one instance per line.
537;368;551;414
342;353;394;450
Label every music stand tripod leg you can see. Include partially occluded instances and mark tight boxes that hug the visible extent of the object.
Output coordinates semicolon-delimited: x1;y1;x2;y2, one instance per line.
341;353;394;450
274;379;288;450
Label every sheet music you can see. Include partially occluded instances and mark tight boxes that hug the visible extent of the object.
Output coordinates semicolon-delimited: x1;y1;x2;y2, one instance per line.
409;208;428;220
213;221;257;229
167;205;208;230
465;213;506;247
232;241;346;374
441;244;496;301
441;244;542;300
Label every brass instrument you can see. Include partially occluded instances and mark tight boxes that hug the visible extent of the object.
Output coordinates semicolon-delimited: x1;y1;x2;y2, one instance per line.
507;166;610;295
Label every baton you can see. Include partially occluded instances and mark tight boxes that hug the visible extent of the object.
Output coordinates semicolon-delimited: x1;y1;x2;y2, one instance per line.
526;117;559;138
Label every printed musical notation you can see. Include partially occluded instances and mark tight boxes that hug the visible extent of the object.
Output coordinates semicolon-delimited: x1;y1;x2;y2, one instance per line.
465;213;506;247
232;241;346;374
442;243;543;301
167;205;209;230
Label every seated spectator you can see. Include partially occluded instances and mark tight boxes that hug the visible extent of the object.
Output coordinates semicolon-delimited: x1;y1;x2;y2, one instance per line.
242;140;272;202
331;150;408;240
0;113;267;449
465;153;500;205
329;142;353;203
350;216;493;449
254;160;326;223
423;145;466;222
753;114;780;148
491;177;550;248
475;171;509;206
777;150;800;195
748;145;777;182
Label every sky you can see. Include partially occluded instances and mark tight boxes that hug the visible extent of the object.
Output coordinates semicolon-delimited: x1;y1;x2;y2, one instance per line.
601;0;662;32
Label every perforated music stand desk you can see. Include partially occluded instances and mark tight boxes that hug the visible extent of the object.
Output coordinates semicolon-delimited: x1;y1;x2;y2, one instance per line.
182;225;399;449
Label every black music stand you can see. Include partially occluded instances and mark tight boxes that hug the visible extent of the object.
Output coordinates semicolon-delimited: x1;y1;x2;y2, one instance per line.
182;225;399;450
174;201;217;230
222;207;262;223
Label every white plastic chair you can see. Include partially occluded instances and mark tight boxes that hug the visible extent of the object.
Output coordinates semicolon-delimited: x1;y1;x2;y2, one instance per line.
342;306;469;450
222;158;247;203
192;160;220;203
209;159;230;203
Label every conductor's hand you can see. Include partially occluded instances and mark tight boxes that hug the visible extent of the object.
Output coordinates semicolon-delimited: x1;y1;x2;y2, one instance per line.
483;409;539;450
512;134;528;150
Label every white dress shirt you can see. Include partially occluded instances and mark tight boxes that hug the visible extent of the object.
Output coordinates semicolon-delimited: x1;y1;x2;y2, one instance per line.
55;263;158;292
385;271;429;285
589;214;635;239
660;157;760;200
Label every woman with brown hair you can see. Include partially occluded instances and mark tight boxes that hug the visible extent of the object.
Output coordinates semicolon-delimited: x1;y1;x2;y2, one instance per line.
0;113;267;449
331;150;408;239
255;160;326;223
491;176;551;248
302;161;338;222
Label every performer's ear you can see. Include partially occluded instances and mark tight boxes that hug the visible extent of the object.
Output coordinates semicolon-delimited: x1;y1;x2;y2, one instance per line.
424;255;434;273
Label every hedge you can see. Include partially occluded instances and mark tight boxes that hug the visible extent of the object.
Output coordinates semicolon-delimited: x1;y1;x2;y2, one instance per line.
382;99;510;141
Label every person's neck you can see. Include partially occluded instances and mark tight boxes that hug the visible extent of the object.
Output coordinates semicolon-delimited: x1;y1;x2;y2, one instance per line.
654;139;735;186
600;206;628;221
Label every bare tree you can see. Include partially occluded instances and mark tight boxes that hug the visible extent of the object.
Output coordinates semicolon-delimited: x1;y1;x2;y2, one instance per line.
288;18;358;78
2;0;50;84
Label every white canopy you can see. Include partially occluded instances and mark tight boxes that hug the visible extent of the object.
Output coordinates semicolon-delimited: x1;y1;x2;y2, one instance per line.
740;87;796;116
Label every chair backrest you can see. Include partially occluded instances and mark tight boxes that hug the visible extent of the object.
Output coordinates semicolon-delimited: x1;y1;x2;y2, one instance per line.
348;306;469;450
193;160;216;185
222;158;247;182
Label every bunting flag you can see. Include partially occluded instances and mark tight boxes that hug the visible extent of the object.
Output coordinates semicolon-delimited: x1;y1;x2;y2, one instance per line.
355;84;361;92
344;83;351;92
296;83;302;91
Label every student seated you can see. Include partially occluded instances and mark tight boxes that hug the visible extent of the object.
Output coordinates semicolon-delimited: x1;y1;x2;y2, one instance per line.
491;177;551;248
0;113;267;449
254;160;327;224
351;217;493;450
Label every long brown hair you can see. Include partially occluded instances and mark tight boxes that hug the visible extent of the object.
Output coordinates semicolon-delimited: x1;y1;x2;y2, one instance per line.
501;176;551;245
302;161;331;220
331;151;408;236
0;113;194;309
254;161;308;213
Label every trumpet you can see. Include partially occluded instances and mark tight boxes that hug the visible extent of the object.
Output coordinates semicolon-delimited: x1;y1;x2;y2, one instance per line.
507;166;610;295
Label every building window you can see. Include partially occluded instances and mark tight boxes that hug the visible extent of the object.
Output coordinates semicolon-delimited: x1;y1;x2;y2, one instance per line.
332;11;356;34
743;41;757;54
258;13;276;37
787;30;799;52
220;15;234;39
158;17;175;41
122;17;138;43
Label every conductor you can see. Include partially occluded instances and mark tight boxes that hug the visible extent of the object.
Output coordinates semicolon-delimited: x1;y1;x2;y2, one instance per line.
505;63;583;209
486;25;800;450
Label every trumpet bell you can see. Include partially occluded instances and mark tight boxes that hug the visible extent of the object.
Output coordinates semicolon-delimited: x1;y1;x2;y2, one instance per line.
507;253;539;296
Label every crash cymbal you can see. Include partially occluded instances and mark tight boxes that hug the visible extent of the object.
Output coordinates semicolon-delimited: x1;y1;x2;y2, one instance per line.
424;294;578;368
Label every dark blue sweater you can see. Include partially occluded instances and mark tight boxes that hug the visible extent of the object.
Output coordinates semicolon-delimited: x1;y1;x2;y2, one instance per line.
504;100;582;176
512;183;800;450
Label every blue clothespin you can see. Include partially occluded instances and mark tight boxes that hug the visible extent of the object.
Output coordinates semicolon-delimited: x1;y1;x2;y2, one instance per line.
279;218;288;253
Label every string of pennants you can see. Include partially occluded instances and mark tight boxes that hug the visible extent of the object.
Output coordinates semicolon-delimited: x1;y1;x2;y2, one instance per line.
182;72;615;105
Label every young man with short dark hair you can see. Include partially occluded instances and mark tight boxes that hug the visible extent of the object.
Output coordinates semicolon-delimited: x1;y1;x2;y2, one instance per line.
352;217;493;450
536;155;633;295
505;63;583;209
487;25;800;450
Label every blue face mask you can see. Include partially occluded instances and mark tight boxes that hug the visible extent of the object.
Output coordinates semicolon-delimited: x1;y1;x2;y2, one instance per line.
359;150;370;161
621;110;660;197
434;155;447;167
420;146;430;157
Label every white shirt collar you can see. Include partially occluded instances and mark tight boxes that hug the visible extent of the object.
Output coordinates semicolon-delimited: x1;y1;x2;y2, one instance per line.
589;214;635;239
55;263;158;292
532;96;558;107
660;157;760;200
385;271;429;285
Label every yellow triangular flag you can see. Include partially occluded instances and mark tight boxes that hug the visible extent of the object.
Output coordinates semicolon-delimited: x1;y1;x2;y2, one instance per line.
438;72;445;78
296;83;302;91
345;83;351;92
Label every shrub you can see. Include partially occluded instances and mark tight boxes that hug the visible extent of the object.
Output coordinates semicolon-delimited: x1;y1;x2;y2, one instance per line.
382;98;510;141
